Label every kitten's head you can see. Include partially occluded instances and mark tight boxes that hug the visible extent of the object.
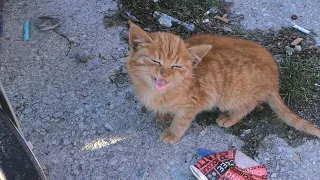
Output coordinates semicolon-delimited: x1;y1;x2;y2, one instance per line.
126;22;211;93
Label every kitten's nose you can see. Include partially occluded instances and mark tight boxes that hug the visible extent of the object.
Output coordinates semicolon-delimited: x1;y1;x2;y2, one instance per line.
160;68;171;78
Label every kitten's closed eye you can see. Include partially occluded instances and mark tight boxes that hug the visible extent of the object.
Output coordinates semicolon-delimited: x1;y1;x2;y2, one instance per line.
151;60;161;65
172;65;182;69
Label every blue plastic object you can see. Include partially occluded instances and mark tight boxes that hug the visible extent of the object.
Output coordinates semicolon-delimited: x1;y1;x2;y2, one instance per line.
24;20;30;41
197;148;216;158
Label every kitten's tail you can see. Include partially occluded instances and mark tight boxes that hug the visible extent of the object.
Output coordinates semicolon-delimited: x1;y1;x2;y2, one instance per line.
267;92;320;138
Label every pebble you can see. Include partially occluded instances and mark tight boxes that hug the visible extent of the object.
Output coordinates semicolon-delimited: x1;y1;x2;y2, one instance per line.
79;122;85;129
285;46;294;56
199;129;207;136
75;50;91;63
271;173;277;178
243;129;252;134
74;108;84;115
274;55;283;63
104;122;114;131
23;108;33;114
51;139;57;145
109;104;115;109
186;153;193;162
63;139;71;145
223;27;233;32
294;45;302;52
96;126;106;135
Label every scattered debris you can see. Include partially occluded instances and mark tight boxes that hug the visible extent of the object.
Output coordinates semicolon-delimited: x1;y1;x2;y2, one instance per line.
243;129;252;135
104;122;114;131
35;16;72;56
197;148;216;157
214;15;229;23
223;26;233;32
291;37;303;46
199;129;207;136
75;50;91;63
24;20;30;41
315;83;320;87
204;7;215;15
291;14;298;20
35;16;63;31
202;19;210;24
191;149;268;180
222;13;228;18
285;46;294;56
121;10;139;22
293;24;310;34
153;11;195;31
294;45;302;52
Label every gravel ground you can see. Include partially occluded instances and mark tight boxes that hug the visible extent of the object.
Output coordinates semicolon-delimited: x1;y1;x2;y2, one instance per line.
0;0;319;179
226;0;320;45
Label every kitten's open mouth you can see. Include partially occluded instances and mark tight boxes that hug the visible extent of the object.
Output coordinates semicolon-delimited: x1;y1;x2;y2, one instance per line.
152;76;169;92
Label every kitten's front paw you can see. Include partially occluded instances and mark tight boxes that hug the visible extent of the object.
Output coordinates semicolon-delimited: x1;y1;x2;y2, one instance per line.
216;114;230;127
156;112;172;121
160;128;180;144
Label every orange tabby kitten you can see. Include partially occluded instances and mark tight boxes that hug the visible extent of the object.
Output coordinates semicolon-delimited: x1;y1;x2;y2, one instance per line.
126;22;320;144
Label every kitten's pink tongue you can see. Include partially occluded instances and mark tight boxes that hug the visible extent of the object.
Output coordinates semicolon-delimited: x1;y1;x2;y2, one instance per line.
155;79;167;91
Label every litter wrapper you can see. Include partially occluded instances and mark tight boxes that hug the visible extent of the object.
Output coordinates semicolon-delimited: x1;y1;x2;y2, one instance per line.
190;149;268;180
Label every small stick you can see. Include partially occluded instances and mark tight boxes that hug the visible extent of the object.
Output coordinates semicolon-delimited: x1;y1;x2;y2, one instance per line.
214;15;229;23
291;38;303;46
53;29;72;56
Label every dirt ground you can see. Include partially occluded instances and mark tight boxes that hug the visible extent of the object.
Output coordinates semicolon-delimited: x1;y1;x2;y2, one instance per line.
0;0;319;179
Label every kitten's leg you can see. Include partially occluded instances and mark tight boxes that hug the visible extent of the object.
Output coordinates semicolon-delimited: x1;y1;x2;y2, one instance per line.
216;106;255;128
155;112;173;121
160;112;196;144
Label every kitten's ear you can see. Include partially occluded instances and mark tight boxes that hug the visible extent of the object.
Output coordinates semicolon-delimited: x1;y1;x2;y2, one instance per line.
187;45;212;66
129;21;154;50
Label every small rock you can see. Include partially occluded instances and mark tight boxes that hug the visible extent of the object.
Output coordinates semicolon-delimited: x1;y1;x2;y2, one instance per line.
186;153;193;162
35;56;41;61
96;126;106;135
51;139;57;145
109;104;115;109
223;26;233;32
291;14;298;20
104;122;114;131
271;173;277;178
91;123;97;129
199;129;207;136
285;46;294;56
264;157;270;161
23;108;33;114
118;145;124;151
294;45;302;52
75;50;92;63
74;108;84;115
202;19;210;24
79;122;85;129
243;129;252;134
274;55;283;63
63;139;71;145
